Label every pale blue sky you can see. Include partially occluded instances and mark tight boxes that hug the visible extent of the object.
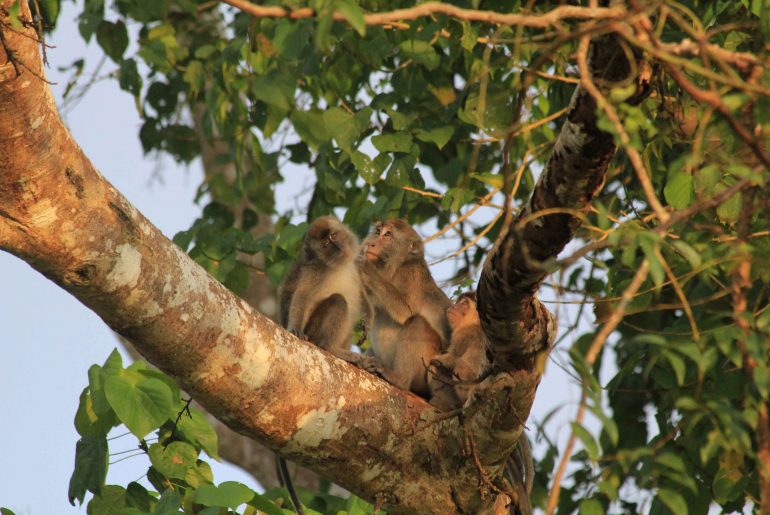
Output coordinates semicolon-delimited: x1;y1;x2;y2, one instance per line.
0;5;582;513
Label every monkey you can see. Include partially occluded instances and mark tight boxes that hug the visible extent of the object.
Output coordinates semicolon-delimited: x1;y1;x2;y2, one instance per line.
277;216;363;515
426;292;534;514
356;219;451;397
279;215;363;363
428;291;488;410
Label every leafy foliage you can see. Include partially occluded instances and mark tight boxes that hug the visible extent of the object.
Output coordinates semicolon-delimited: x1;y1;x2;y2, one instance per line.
40;0;770;512
68;349;382;514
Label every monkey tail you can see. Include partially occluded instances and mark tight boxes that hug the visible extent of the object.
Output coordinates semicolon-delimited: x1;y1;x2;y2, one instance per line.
276;456;306;515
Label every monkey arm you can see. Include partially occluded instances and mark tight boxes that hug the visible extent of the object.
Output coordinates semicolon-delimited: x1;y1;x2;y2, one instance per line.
358;260;415;323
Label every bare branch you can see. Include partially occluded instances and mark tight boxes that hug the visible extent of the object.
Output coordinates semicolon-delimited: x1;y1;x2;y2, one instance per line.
221;0;628;28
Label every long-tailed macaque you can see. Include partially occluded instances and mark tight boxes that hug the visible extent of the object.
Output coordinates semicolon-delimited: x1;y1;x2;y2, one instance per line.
280;216;362;362
357;219;450;396
428;292;488;410
277;216;363;515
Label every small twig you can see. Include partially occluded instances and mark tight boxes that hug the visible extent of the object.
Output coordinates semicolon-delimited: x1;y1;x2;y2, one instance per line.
163;398;193;447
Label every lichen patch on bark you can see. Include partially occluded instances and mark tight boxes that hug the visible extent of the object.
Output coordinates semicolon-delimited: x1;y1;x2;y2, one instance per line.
105;243;142;291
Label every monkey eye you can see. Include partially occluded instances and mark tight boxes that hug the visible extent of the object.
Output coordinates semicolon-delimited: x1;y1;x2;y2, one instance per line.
382;230;391;238
330;231;337;240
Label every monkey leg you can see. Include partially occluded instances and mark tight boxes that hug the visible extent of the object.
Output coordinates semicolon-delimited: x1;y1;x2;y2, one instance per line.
428;358;461;411
395;316;442;397
304;293;348;350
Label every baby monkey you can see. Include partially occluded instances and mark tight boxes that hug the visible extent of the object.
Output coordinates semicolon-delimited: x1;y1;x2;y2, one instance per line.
428;291;487;410
279;216;363;363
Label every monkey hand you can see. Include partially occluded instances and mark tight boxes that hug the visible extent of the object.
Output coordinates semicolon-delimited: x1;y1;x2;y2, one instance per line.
358;355;389;378
430;353;456;373
288;327;309;341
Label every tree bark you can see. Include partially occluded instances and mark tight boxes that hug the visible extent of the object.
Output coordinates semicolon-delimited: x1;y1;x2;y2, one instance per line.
478;35;649;371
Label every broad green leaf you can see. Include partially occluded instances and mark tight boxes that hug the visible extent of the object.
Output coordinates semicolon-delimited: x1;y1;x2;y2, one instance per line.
249;494;290;515
148;441;198;479
713;450;747;504
335;0;366;35
96;20;129;62
103;372;174;439
414;126;454;149
68;435;108;505
193;482;255;510
74;388;118;437
715;180;742;224
291;110;329;150
398;40;439;70
657;489;688;515
693;164;720;196
664;170;693;209
176;408;219;460
118;58;142;97
183;60;204;97
153;489;182;515
324;107;358;154
578;498;605;515
87;484;126;514
371;131;413;153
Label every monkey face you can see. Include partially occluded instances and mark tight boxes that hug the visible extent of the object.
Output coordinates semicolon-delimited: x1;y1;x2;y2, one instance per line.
363;220;423;263
306;216;357;264
447;294;479;330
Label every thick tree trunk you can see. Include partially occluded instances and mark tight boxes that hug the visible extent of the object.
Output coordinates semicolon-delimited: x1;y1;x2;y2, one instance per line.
478;35;649;371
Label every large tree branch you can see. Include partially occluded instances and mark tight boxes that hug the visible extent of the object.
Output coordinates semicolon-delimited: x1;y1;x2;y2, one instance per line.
477;34;651;370
0;4;535;513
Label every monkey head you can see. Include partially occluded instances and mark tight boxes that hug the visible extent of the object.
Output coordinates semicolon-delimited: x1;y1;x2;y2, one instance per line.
447;292;479;331
362;219;424;265
304;216;358;264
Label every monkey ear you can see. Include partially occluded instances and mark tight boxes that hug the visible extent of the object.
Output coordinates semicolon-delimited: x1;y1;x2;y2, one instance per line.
408;240;423;255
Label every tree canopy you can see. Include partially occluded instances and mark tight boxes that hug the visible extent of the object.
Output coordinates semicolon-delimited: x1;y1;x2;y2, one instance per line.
1;0;770;514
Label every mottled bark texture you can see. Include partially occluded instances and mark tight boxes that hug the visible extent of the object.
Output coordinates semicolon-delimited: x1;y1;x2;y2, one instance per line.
478;35;649;371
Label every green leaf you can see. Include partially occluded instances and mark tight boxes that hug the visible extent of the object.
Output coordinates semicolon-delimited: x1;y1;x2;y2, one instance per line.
662;350;686;385
291;110;329;150
335;0;366;36
1;508;18;515
103;371;174;439
96;20;129;63
176;408;219;460
153;489;182;515
715;180;743;224
87;484;126;515
664;170;693;209
371;131;413;153
74;387;118;437
148;441;198;479
78;0;104;42
414;126;454;149
657;489;688;515
571;422;600;460
671;241;702;269
324;107;359;154
398;40;439;70
183;60;204;97
693;164;720;196
461;22;477;51
352;151;388;185
578;498;605;515
68;435;108;505
193;482;256;510
248;494;286;515
118;58;142;97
